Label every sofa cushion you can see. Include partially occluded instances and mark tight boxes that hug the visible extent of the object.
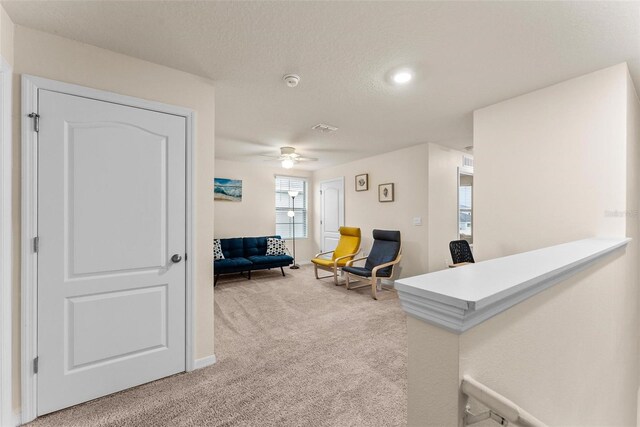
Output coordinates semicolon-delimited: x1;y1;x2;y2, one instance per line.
266;238;287;256
342;266;374;278
219;237;244;259
243;235;281;257
213;239;224;260
214;257;252;271
247;255;293;266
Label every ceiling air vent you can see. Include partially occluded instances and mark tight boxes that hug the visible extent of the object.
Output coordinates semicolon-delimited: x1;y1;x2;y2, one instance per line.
312;123;338;133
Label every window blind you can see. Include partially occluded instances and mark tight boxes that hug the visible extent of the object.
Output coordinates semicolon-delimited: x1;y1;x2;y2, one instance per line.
275;175;308;239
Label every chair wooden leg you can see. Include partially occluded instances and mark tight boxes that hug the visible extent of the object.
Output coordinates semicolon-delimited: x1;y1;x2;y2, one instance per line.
214;273;220;286
280;266;285;276
345;272;351;290
371;275;378;300
313;264;338;281
248;270;251;280
333;267;340;285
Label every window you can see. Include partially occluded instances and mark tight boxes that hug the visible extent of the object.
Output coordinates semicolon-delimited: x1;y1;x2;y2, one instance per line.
275;176;308;239
458;170;473;244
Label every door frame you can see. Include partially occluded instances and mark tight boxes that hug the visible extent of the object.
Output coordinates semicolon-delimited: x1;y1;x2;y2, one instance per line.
457;166;474;245
0;56;13;427
319;177;345;252
20;75;197;424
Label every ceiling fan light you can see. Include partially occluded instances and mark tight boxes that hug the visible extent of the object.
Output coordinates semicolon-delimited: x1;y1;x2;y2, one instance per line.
282;158;294;169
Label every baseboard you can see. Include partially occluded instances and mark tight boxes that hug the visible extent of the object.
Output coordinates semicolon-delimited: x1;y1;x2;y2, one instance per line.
14;410;22;426
193;355;217;370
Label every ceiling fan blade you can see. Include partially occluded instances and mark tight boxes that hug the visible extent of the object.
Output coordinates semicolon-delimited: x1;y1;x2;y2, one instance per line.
259;153;282;159
256;147;318;164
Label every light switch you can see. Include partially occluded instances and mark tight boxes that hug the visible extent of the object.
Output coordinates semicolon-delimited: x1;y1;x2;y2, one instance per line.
413;217;422;226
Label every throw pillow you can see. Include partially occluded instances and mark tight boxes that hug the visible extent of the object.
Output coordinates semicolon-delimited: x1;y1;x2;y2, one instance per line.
213;239;225;260
266;238;287;256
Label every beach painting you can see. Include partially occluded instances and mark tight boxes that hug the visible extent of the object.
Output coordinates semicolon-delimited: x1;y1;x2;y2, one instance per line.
214;178;242;202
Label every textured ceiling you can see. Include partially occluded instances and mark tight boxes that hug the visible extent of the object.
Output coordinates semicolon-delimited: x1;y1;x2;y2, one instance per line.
3;1;639;170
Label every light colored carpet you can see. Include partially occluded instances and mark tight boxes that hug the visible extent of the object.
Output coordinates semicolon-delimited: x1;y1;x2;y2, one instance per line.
29;265;408;426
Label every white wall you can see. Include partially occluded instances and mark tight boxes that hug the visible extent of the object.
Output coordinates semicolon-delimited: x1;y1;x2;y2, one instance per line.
0;6;13;63
407;63;640;427
461;63;638;425
407;317;460;427
214;159;314;262
312;144;429;278
474;65;628;260
10;26;216;414
311;143;469;279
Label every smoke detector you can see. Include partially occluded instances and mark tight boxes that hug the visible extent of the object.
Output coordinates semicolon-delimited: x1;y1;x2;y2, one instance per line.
283;74;300;88
312;123;338;133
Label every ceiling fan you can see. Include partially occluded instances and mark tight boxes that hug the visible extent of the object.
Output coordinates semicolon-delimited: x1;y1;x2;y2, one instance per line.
262;146;318;169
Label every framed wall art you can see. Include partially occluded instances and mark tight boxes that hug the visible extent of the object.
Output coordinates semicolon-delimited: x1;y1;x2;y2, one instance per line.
355;173;368;191
378;183;394;202
214;178;242;202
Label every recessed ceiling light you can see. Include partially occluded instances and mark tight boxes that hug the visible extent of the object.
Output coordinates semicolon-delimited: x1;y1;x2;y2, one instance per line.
391;69;413;85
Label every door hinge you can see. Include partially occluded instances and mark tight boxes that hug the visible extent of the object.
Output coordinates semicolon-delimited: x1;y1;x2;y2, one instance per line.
320;190;322;195
28;112;40;133
33;356;39;374
33;236;39;253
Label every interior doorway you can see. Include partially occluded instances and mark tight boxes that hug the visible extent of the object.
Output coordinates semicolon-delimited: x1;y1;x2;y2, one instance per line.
320;177;345;252
21;75;197;423
458;167;473;245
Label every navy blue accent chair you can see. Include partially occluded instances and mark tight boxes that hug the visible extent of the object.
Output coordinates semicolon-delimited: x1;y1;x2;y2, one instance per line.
343;229;402;300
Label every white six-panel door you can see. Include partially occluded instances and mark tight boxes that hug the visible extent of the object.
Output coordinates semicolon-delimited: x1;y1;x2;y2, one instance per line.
37;90;186;415
320;178;345;252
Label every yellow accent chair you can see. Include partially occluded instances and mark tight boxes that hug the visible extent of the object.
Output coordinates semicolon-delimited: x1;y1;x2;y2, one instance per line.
311;226;361;285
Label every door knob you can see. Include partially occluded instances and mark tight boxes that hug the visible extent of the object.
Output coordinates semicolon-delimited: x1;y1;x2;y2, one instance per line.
171;254;183;263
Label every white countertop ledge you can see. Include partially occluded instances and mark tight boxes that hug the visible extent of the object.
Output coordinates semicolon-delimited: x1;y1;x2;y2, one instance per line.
395;237;631;333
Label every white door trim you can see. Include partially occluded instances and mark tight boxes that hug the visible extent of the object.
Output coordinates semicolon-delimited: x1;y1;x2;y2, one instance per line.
457;166;474;242
319;177;345;252
20;75;197;424
0;56;13;427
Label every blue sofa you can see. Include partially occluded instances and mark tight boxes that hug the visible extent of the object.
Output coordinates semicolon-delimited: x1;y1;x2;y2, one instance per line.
214;235;294;285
